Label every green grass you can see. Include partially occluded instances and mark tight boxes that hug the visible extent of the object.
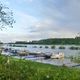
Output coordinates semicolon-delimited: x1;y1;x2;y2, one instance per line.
0;55;80;80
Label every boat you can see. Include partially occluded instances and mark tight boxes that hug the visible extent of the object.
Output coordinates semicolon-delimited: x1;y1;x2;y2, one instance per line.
29;51;44;56
28;51;50;59
17;50;30;56
51;52;64;59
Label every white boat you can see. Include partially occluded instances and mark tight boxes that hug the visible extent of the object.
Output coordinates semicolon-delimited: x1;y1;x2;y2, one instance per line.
51;52;64;59
17;50;30;56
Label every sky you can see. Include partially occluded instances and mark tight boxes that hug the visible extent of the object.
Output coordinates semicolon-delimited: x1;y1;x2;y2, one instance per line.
0;0;80;42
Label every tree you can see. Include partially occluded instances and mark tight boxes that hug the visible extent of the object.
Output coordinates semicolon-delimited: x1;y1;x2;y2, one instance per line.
0;2;15;30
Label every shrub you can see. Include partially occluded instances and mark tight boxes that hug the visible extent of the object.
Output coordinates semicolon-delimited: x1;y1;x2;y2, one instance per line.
69;46;80;50
51;46;55;49
45;46;49;48
33;46;37;48
39;46;42;48
59;46;65;49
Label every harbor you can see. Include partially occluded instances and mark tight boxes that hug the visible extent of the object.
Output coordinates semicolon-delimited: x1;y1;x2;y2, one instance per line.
0;44;80;67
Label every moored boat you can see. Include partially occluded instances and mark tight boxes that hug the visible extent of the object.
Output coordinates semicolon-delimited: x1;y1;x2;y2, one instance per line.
51;52;64;59
17;50;30;56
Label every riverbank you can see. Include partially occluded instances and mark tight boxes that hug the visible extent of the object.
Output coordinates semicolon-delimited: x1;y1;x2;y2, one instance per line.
0;55;80;80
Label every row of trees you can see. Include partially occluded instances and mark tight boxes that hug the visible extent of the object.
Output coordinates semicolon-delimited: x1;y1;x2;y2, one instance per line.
37;38;80;45
14;38;80;45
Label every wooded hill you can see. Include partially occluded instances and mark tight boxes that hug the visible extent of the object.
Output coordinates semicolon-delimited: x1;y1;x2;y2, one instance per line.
14;37;80;45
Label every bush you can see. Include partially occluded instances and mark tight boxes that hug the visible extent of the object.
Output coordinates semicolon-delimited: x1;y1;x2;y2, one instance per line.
33;46;37;48
59;46;65;49
45;46;49;48
39;46;42;48
69;46;80;50
51;46;55;49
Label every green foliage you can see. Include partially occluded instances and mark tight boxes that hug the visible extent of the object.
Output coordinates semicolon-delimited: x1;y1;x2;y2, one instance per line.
33;46;37;48
69;46;80;50
0;2;15;30
39;46;42;48
0;55;80;80
12;44;27;47
14;38;80;45
51;45;55;49
45;46;49;48
59;46;65;49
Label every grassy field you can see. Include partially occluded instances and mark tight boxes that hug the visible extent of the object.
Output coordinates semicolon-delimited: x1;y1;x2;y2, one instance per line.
0;55;80;80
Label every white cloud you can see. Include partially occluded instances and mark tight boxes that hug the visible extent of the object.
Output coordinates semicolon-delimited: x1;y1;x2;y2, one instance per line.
0;10;39;42
30;19;58;32
13;10;38;32
0;0;80;42
14;0;33;4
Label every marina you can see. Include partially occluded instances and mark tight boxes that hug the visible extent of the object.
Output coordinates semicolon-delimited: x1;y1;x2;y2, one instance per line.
0;44;80;67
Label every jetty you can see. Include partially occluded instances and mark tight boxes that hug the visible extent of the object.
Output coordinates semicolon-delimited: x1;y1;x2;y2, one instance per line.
2;48;65;59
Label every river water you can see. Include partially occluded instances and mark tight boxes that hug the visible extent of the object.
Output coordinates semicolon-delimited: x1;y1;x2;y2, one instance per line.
1;44;80;67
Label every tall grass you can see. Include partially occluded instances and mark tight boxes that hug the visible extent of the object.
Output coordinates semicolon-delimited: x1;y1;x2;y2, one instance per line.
0;55;80;80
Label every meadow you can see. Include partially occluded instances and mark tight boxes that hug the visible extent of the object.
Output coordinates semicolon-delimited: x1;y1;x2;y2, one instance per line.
0;55;80;80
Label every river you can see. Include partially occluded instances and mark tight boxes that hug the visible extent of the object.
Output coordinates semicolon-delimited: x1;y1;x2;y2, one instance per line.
1;44;80;67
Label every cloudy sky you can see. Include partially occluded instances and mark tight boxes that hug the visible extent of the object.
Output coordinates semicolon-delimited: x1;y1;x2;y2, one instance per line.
0;0;80;42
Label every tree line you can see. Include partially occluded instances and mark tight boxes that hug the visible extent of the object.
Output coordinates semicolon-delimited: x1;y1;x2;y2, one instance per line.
14;37;80;45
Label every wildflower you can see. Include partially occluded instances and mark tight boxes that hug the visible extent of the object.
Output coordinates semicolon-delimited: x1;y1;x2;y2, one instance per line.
46;75;50;78
7;57;10;64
